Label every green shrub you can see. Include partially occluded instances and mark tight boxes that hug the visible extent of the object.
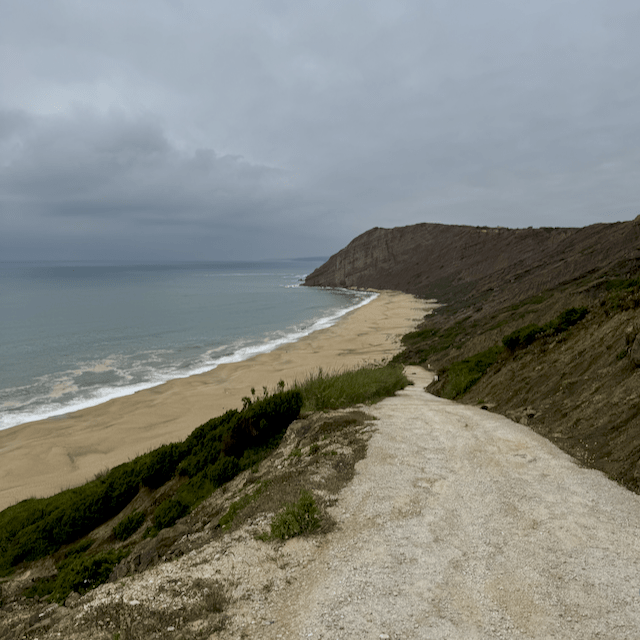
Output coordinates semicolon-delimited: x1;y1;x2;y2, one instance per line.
398;318;471;363
207;455;241;487
0;388;303;573
25;549;128;603
502;307;589;353
502;323;542;352
152;498;190;532
441;346;505;399
542;306;588;335
604;277;640;291
221;390;303;458
138;443;186;489
52;550;128;602
177;410;237;478
218;487;263;530
113;511;146;541
269;489;320;540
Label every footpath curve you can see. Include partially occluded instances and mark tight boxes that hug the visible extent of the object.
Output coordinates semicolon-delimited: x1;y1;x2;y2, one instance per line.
270;366;640;639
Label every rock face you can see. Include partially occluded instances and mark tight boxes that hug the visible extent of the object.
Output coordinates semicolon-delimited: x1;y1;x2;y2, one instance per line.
305;221;640;309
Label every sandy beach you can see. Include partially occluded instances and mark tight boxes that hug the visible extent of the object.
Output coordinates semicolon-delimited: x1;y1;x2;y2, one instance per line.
0;291;431;512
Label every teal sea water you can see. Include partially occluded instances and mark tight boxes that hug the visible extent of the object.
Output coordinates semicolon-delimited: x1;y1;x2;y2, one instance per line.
0;260;374;431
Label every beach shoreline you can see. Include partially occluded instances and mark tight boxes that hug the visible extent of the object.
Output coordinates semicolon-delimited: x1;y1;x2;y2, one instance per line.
0;291;432;512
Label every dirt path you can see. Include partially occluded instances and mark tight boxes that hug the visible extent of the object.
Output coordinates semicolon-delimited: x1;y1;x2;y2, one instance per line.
269;366;640;639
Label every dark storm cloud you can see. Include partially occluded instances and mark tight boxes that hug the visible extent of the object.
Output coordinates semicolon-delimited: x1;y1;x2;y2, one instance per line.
2;109;277;214
0;108;305;260
2;1;640;260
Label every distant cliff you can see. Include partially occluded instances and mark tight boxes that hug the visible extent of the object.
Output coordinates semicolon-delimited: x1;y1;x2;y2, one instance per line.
310;218;640;495
305;221;640;311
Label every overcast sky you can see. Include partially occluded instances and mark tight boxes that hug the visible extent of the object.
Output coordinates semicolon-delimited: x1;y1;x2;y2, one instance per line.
2;1;639;261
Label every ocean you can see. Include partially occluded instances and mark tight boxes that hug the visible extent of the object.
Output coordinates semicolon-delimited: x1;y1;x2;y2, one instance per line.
0;260;374;431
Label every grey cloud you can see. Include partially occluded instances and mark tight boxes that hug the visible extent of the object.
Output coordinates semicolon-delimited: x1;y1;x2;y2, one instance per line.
1;109;284;216
2;1;640;260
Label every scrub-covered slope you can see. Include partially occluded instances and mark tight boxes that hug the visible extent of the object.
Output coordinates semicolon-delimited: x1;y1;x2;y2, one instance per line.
305;219;640;492
305;219;640;312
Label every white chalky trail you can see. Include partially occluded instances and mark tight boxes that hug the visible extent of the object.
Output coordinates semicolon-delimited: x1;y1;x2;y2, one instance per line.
270;366;640;639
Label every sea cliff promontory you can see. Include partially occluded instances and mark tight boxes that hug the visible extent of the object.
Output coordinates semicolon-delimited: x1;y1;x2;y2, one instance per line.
305;220;640;311
306;219;640;494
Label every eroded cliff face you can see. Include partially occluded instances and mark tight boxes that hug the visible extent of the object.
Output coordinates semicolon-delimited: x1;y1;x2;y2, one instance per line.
305;221;640;312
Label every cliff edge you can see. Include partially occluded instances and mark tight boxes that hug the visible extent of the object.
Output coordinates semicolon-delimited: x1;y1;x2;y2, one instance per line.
305;221;640;312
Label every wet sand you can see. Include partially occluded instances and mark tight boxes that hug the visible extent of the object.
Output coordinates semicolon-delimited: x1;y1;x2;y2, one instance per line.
0;291;432;512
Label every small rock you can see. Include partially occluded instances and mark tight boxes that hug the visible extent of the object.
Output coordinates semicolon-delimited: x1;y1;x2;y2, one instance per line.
380;635;390;639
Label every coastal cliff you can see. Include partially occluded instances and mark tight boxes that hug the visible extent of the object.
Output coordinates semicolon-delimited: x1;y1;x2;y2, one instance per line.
305;220;640;312
307;219;640;494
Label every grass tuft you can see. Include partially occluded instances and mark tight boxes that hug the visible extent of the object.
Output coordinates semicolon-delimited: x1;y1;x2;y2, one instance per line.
268;489;320;540
294;362;407;412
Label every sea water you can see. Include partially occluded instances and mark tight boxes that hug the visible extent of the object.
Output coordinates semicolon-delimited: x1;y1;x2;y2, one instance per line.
0;260;374;431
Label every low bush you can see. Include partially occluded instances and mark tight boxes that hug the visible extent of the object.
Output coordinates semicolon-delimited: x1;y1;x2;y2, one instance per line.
604;277;640;291
152;498;190;532
397;318;471;364
543;306;588;335
113;511;146;542
502;323;542;352
0;389;304;573
441;306;590;399
218;484;266;529
0;366;405;589
52;549;128;602
441;346;505;399
25;549;128;603
502;307;589;353
268;489;320;540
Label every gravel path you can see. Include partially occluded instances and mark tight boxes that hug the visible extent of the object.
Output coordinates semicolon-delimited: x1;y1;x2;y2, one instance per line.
270;366;640;639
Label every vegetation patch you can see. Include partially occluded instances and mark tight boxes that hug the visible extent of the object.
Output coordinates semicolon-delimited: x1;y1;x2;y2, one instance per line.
294;362;407;412
440;346;505;399
218;483;266;529
396;317;471;364
502;306;589;353
439;306;590;399
113;511;146;542
0;388;303;576
266;489;321;540
151;497;190;534
0;363;401;607
601;278;640;313
25;548;129;604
